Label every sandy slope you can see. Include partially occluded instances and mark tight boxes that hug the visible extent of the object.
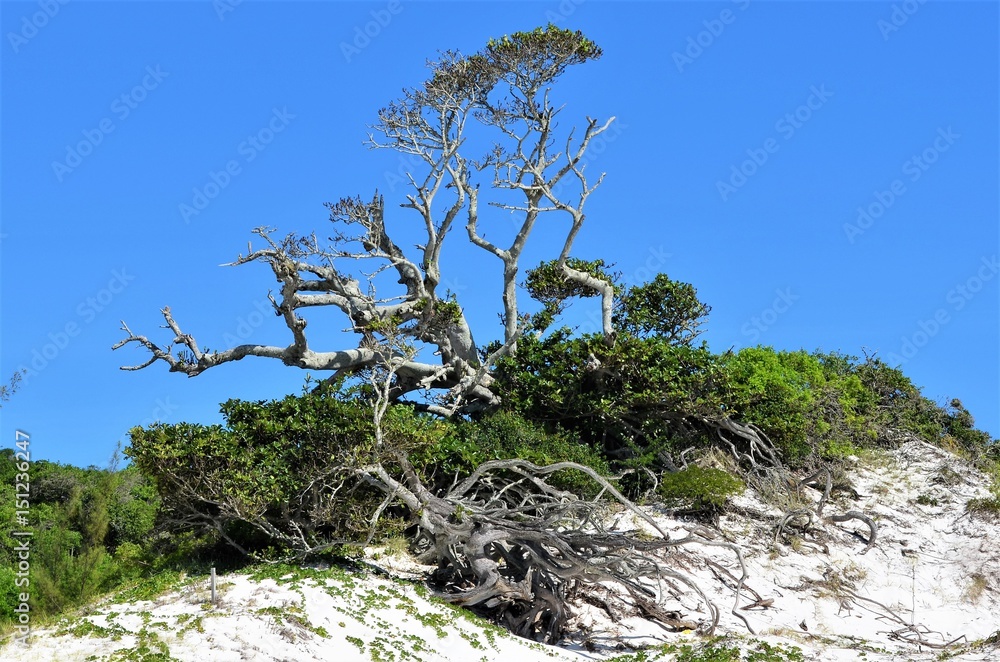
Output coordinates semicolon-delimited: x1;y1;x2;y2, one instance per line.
3;438;999;661
3;567;593;662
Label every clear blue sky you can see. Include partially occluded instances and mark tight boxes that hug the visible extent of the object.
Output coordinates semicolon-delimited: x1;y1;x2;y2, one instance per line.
2;1;997;467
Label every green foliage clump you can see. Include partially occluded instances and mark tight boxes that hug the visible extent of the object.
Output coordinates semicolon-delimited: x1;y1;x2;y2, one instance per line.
410;297;464;334
123;367;632;563
717;348;994;467
721;348;829;462
657;466;744;512
428;23;601;112
940;398;996;463
614;274;710;345
966;495;1000;519
850;357;941;439
497;268;998;476
494;329;724;464
107;468;160;548
0;566;22;626
0;451;160;630
485;23;602;66
497;273;728;473
127;387;449;556
524;258;619;332
525;257;618;303
412;410;610;495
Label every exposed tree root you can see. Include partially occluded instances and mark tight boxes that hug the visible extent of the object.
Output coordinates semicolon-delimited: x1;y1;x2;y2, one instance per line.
774;509;815;546
843;588;964;649
799;468;833;516
827;511;877;554
402;457;741;642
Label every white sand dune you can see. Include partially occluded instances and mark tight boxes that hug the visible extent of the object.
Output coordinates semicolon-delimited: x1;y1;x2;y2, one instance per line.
4;438;999;661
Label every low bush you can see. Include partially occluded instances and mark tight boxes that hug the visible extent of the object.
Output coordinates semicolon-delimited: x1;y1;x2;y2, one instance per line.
657;466;744;512
127;390;417;556
966;496;1000;520
0;452;162;630
413;410;610;495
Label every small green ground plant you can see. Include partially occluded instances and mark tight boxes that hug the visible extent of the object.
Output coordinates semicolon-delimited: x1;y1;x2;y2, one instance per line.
657;466;744;512
604;638;805;662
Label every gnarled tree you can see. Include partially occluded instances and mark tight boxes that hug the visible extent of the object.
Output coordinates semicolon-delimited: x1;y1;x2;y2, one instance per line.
117;25;891;648
118;25;765;645
115;25;618;416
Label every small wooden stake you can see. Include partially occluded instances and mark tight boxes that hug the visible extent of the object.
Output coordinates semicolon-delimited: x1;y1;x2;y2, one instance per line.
210;567;217;605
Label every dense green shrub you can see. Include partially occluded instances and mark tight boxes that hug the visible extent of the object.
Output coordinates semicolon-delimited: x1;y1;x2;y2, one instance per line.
495;272;722;470
493;329;724;464
720;347;824;462
941;399;996;463
851;356;946;441
716;348;994;466
0;566;21;625
412;410;611;495
128;385;622;560
0;456;157;628
657;466;744;512
494;328;996;474
106;467;159;548
613;273;711;345
127;387;464;557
